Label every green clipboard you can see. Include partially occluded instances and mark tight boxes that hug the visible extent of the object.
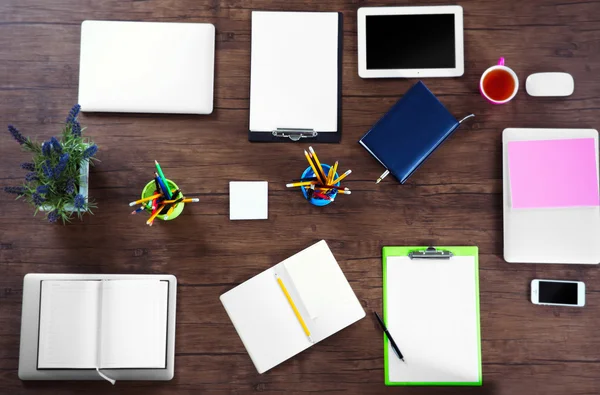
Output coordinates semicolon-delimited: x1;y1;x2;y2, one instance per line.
382;246;482;386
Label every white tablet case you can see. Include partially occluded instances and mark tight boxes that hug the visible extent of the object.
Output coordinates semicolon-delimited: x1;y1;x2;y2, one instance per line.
78;21;215;114
503;128;600;264
18;274;177;380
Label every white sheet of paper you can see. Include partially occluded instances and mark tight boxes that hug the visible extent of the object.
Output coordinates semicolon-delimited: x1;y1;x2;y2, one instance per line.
229;181;268;220
38;281;100;368
249;11;339;132
99;280;169;369
386;256;480;383
220;240;365;373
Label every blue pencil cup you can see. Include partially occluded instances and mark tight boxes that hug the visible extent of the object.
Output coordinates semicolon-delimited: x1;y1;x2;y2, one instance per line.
301;164;339;207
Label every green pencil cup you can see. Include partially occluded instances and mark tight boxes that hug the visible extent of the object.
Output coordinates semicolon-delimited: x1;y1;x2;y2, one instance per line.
141;179;185;221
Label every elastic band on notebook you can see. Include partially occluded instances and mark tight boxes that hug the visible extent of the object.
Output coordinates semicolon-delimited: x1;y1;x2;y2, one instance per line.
96;367;116;385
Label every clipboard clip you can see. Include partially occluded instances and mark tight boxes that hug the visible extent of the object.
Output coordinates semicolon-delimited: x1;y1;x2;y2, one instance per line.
272;128;318;141
409;247;454;259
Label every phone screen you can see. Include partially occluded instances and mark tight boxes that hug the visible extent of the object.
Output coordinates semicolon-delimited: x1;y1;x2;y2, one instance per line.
539;281;578;305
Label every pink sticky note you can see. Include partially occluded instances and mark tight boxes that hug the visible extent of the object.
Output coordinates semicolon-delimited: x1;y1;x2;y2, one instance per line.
508;138;600;209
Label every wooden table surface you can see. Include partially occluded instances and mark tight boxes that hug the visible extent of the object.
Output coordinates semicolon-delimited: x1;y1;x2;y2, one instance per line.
2;0;600;394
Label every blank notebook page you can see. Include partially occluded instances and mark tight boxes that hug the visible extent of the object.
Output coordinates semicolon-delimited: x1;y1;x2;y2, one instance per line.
99;280;169;369
249;11;339;132
386;256;479;383
38;281;100;368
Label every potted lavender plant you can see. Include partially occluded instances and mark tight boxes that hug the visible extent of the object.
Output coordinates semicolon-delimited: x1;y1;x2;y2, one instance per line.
4;104;99;223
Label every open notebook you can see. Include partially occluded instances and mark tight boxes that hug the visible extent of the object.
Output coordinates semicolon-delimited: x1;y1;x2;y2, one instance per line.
383;247;481;386
220;240;365;373
38;280;168;376
248;11;342;142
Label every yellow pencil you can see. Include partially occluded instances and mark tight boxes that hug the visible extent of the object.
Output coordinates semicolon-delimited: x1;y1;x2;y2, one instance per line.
315;187;351;195
164;205;176;220
129;188;178;206
331;169;352;185
146;204;165;226
286;181;317;188
276;275;312;342
304;150;325;184
161;198;199;204
308;146;327;183
328;161;339;185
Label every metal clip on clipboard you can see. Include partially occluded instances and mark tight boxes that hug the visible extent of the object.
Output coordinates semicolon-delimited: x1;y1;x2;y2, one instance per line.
272;128;318;141
409;246;454;259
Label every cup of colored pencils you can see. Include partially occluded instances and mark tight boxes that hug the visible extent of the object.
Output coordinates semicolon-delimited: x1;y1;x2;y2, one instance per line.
128;161;199;226
286;146;352;206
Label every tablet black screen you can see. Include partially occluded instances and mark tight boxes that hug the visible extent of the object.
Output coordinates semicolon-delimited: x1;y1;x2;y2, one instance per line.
366;14;456;69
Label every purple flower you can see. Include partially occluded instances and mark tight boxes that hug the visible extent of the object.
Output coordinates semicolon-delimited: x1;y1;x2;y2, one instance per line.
8;124;27;145
65;104;81;125
71;121;81;137
41;160;53;179
21;162;35;171
25;172;39;182
36;185;49;194
4;186;26;195
65;178;75;195
42;141;52;157
50;136;62;153
48;210;59;223
32;193;45;206
73;194;85;210
53;153;69;179
83;144;98;159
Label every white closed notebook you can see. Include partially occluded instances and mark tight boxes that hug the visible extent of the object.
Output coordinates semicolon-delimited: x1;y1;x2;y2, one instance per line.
220;240;365;373
503;128;600;264
38;280;168;370
249;11;340;133
78;20;215;114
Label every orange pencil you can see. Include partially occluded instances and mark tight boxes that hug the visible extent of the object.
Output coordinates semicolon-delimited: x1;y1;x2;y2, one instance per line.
147;204;165;226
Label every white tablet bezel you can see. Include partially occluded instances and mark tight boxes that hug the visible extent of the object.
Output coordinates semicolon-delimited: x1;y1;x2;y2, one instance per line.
357;6;464;78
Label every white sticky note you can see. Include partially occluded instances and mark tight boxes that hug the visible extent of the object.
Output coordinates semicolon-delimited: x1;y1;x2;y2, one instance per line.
229;181;268;220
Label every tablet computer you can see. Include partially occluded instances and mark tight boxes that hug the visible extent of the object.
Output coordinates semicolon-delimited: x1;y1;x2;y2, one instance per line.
357;6;464;78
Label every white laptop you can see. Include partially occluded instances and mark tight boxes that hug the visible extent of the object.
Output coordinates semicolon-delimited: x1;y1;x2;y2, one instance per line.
78;21;215;114
503;128;600;264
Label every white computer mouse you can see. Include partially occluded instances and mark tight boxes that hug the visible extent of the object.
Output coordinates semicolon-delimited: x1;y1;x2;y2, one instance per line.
526;72;574;97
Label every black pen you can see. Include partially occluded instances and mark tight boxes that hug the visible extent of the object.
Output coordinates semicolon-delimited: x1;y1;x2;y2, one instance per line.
374;311;405;363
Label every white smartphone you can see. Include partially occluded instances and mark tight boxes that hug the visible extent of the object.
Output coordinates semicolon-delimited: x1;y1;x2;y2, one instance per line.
531;279;585;307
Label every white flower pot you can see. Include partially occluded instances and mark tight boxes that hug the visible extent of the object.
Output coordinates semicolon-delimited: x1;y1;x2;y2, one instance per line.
39;159;89;213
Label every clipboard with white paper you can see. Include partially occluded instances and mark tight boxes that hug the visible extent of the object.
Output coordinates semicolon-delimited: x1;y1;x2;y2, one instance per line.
382;246;482;386
248;11;343;143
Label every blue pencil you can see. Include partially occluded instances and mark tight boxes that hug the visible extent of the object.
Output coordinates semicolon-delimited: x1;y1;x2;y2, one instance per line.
154;173;172;199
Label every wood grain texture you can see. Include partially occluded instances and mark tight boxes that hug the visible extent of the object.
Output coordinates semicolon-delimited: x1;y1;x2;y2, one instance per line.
1;0;600;394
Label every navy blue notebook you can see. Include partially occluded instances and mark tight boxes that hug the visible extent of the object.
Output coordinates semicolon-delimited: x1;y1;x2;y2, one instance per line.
359;81;468;184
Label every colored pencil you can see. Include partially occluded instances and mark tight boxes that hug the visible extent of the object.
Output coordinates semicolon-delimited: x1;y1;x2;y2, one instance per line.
129;192;162;206
329;161;339;185
130;206;145;215
276;275;312;342
154;160;170;194
291;177;318;182
308;147;328;184
161;198;199;204
154;172;172;199
147;204;165;225
304;150;325;184
287;181;317;188
164;205;176;219
313;191;334;201
315;186;350;193
331;169;352;185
